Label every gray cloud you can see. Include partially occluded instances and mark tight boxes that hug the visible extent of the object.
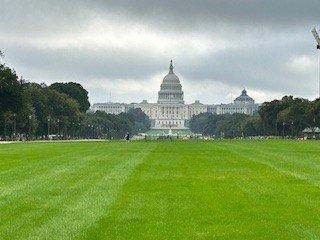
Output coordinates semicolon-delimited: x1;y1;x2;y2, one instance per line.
1;0;320;104
93;0;320;30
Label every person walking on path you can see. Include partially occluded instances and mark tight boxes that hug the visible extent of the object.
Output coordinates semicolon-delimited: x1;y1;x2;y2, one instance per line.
125;132;130;141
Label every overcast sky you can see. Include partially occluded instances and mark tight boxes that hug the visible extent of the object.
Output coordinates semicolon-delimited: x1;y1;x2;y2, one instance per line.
1;0;320;104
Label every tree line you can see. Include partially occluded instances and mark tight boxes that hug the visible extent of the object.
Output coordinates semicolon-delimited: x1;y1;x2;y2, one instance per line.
2;51;319;140
0;59;150;140
190;96;320;138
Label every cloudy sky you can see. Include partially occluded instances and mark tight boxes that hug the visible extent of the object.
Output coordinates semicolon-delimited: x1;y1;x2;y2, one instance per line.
1;0;320;104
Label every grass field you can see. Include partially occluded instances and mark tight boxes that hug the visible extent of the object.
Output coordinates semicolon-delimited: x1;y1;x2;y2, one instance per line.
1;140;320;239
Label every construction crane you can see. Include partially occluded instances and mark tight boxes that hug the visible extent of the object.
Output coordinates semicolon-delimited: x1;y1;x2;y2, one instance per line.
312;27;320;49
311;27;320;98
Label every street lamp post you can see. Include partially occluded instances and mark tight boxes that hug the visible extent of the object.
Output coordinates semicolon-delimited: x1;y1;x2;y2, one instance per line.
57;119;60;139
72;122;75;139
3;121;6;139
28;115;32;140
91;125;94;139
13;113;16;140
282;122;286;139
47;117;50;139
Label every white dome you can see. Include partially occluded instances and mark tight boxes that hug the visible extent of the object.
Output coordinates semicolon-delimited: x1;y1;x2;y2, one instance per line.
157;61;184;104
161;60;181;84
234;89;254;104
162;72;180;84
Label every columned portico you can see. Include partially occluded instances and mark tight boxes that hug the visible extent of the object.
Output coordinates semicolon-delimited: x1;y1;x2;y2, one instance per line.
154;104;187;129
153;61;188;129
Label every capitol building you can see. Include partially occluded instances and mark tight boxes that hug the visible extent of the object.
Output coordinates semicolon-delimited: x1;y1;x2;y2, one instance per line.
90;61;259;129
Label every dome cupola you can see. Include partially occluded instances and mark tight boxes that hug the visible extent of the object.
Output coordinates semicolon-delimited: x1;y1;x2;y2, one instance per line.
157;60;184;104
234;88;254;104
162;60;181;84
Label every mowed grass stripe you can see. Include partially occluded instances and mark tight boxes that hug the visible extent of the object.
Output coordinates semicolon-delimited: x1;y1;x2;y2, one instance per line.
0;148;116;235
80;141;257;239
80;141;320;239
0;141;156;240
120;142;240;238
1;140;320;239
217;140;320;237
224;140;320;187
0;142;99;194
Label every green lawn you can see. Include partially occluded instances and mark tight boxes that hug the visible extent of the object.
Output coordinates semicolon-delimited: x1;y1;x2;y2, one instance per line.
1;140;320;239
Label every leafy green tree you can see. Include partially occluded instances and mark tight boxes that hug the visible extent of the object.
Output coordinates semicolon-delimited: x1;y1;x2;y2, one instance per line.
114;114;133;138
190;113;253;138
2;111;14;136
216;114;248;138
259;99;283;135
242;116;263;137
190;112;211;134
22;83;49;136
277;98;310;136
46;89;81;136
314;99;320;127
0;64;23;136
260;96;313;137
0;64;23;115
81;108;150;140
126;108;150;133
306;98;320;132
16;103;38;137
50;82;90;112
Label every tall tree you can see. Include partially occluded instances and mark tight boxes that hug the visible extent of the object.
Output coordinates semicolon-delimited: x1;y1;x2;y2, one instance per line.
46;89;82;135
22;83;49;136
0;64;23;114
190;113;254;138
306;98;320;131
242;116;263;137
126;108;150;133
49;82;90;112
0;64;23;136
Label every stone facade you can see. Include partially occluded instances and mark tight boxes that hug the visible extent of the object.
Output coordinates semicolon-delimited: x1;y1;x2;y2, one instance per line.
90;61;259;129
